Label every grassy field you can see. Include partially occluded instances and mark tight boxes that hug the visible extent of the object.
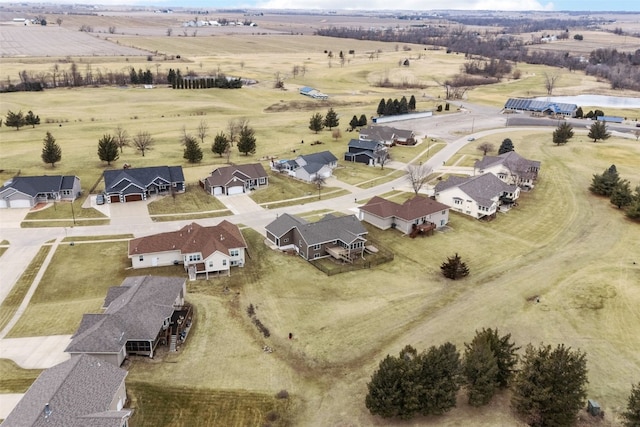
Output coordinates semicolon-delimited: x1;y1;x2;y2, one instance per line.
2;20;640;427
0;359;42;393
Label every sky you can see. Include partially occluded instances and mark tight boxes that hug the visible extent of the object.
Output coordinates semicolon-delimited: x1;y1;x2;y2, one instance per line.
0;0;637;11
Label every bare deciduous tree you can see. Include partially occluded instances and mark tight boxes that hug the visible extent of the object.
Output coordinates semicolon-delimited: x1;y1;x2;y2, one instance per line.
166;28;172;36
477;142;495;156
406;163;432;195
312;174;327;199
332;129;342;141
374;147;391;170
197;120;209;144
543;72;560;96
113;125;130;153
632;129;640;141
133;131;154;157
227;118;247;147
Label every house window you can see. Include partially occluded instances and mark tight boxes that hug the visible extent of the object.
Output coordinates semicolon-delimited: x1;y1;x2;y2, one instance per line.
139;255;144;262
442;210;446;215
314;253;321;259
283;238;289;243
299;240;303;247
222;259;227;266
453;198;462;205
188;254;202;262
312;244;321;250
230;249;239;257
209;261;214;268
259;178;266;184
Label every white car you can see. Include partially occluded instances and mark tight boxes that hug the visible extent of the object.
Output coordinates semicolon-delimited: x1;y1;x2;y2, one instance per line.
467;137;475;141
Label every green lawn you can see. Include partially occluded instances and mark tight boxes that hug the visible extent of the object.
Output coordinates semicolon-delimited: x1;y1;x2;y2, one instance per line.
147;184;227;215
21;197;108;228
61;234;134;242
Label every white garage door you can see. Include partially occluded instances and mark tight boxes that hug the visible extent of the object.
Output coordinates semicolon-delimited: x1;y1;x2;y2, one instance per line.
227;185;244;195
213;187;223;196
0;199;7;208
9;199;32;208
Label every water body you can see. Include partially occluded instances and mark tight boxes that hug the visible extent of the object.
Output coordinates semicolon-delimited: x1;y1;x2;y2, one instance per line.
534;95;640;109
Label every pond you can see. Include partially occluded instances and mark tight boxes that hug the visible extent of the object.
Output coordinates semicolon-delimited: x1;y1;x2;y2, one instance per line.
534;95;640;109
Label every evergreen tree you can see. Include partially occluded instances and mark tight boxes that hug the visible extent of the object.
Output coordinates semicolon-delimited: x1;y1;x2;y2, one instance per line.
377;98;386;115
479;328;519;388
621;382;640;427
415;342;462;415
349;115;359;130
464;335;498;406
384;98;396;116
588;120;611;142
398;96;409;114
498;138;514;154
211;132;230;157
610;180;634;209
237;123;257;156
5;110;25;130
41;131;62;167
365;352;412;419
441;253;470;280
511;343;588;427
309;112;324;133
575;106;583;118
409;95;416;111
552;122;574;145
24;110;40;128
358;114;368;127
183;135;203;163
97;134;119;166
590;165;620;197
626;186;640;221
323;107;339;130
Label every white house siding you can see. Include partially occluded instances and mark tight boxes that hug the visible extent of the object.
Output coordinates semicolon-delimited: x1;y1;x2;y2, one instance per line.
131;250;182;269
229;247;245;267
436;188;493;219
361;212;394;230
201;251;232;273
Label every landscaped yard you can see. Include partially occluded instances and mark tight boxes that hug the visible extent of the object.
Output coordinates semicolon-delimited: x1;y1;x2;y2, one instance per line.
147;184;231;221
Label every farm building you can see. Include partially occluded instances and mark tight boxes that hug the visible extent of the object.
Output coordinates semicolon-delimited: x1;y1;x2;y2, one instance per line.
299;86;328;100
504;98;578;117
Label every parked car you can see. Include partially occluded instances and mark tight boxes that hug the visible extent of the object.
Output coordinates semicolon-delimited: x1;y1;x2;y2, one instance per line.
467;137;475;141
96;194;105;205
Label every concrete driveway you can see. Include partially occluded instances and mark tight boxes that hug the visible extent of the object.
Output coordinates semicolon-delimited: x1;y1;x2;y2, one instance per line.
0;208;30;228
0;335;71;369
108;199;153;225
0;394;23;419
216;193;264;215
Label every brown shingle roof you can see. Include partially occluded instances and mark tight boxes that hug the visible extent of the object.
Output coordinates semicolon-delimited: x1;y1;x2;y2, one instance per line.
128;221;247;258
204;163;267;187
361;195;449;221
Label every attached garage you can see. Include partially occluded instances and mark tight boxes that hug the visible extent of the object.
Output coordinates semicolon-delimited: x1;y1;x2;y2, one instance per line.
0;199;7;208
227;185;244;195
125;194;143;202
213;187;223;196
110;195;120;203
9;199;32;208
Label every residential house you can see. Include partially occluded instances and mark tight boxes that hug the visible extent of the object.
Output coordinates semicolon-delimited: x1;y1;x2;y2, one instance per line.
474;151;541;188
344;139;386;165
359;125;416;146
0;175;81;209
65;276;190;366
359;195;450;234
202;163;268;196
265;213;367;263
128;221;248;279
1;354;131;427
271;151;338;182
103;166;185;203
434;173;520;219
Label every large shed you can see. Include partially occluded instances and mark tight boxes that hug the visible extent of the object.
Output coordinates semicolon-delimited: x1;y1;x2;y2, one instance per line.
504;98;578;117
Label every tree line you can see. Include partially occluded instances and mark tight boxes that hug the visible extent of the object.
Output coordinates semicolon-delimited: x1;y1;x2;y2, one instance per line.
376;95;417;116
590;165;640;220
315;26;640;91
366;328;640;425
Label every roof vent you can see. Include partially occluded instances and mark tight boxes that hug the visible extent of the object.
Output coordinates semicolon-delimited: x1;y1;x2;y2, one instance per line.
44;403;52;419
220;234;224;241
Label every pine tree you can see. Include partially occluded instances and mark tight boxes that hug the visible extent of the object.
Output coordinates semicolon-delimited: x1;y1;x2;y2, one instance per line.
498;138;514;154
183;135;203;163
384;98;396;116
309;112;324;133
41;131;62;167
349;115;359;130
5;110;25;131
377;98;386;116
358;114;368;127
97;134;119;166
237;123;257;156
588;120;611;142
24;110;40;128
415;342;462;416
590;165;620;196
575;106;583;118
552;122;574;145
409;95;416;111
323;107;339;130
441;253;470;280
365;353;411;419
211;132;230;157
611;180;633;209
398;96;409;114
511;343;588;427
622;382;640;427
464;336;499;406
626;186;640;221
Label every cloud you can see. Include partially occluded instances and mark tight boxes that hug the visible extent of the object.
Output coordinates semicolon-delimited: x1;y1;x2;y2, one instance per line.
256;0;554;10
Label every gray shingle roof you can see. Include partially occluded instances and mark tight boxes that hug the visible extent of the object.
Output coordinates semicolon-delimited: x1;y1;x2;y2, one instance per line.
2;354;130;427
205;163;267;187
66;276;185;354
0;175;78;197
103;166;184;193
347;139;381;151
435;173;518;208
266;213;366;245
474;151;540;178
